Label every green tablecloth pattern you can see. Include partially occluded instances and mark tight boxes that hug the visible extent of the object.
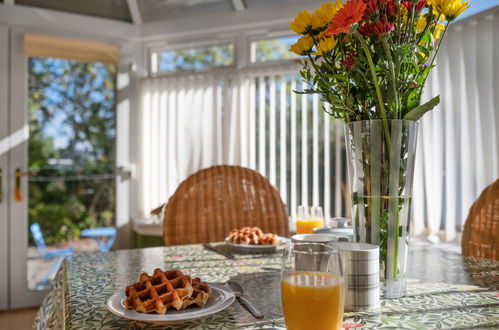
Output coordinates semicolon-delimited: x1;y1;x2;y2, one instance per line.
34;244;499;329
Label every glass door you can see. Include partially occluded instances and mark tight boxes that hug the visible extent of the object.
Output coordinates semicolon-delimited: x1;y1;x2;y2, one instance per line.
8;30;118;308
0;25;9;311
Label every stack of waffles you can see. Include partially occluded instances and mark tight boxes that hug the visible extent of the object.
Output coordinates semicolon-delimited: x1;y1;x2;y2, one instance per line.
124;269;212;314
228;226;279;245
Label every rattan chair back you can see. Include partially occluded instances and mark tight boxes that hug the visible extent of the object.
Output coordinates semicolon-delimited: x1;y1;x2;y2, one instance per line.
461;179;499;260
163;165;289;245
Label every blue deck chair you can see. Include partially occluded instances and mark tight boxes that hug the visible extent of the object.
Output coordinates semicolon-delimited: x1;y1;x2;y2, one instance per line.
30;223;75;289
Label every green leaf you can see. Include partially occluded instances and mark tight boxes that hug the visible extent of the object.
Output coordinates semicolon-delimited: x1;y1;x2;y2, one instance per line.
403;95;440;121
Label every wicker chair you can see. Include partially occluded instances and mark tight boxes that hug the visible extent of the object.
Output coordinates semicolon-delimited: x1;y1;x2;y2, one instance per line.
163;165;290;245
461;179;499;260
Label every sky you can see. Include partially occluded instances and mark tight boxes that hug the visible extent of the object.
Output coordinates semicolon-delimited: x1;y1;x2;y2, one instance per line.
456;0;499;21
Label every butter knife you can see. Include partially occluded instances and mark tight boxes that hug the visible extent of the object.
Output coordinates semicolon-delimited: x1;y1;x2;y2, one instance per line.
227;280;264;318
203;243;235;259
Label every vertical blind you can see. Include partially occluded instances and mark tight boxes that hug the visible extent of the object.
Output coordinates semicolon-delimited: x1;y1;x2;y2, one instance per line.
139;67;348;220
139;8;498;240
412;9;499;241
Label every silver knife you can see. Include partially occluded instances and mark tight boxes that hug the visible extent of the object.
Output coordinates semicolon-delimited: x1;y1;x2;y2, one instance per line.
227;281;264;318
203;243;235;259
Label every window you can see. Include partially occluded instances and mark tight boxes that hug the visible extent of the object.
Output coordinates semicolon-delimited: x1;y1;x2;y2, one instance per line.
250;35;299;63
150;43;234;74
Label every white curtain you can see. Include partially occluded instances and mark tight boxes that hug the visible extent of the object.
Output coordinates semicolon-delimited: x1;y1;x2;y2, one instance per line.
139;9;499;240
413;8;499;241
139;67;347;219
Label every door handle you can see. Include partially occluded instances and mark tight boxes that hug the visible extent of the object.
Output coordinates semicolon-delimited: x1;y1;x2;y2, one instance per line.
14;168;36;202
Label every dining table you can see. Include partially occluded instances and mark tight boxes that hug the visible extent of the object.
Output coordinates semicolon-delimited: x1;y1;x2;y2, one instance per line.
34;243;499;329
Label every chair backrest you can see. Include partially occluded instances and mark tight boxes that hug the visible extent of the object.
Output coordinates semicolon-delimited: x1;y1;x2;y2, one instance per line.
163;165;289;245
461;179;499;260
30;223;47;257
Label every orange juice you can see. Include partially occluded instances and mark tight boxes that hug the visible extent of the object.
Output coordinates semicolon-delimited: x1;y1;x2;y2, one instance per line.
281;272;344;330
296;218;324;234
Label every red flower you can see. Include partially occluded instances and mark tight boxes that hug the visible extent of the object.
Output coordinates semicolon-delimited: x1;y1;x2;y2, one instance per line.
386;0;398;17
415;0;427;11
344;53;357;71
326;0;367;36
359;19;394;36
363;0;399;20
403;0;427;12
363;0;381;18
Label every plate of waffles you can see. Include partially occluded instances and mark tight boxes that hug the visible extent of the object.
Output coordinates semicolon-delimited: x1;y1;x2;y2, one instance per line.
106;269;235;323
225;227;289;253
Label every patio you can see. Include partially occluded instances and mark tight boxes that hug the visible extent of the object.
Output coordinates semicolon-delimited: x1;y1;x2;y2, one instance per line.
27;239;99;290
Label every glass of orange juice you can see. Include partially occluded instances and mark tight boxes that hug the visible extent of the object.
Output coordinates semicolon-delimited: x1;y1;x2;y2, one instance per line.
296;206;325;234
281;242;344;330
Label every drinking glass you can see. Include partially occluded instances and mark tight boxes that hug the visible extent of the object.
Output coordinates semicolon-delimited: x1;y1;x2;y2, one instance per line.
296;205;325;234
281;242;344;330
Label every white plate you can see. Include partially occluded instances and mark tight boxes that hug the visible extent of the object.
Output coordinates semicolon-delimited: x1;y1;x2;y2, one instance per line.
106;283;235;324
224;236;290;253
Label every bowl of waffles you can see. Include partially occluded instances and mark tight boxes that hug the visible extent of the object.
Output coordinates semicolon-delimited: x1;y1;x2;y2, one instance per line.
225;226;289;253
106;268;235;323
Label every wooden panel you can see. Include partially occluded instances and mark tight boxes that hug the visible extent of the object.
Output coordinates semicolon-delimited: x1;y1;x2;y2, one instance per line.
24;33;120;64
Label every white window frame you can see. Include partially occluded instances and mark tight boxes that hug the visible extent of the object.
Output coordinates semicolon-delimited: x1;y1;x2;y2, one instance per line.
144;28;302;77
247;30;300;67
147;38;237;77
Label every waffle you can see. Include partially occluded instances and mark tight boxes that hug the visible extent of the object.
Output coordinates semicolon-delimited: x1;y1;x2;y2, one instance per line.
228;226;279;245
182;277;212;309
124;269;193;314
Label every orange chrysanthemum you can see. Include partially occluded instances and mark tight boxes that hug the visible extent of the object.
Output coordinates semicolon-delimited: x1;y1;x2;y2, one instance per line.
325;0;367;36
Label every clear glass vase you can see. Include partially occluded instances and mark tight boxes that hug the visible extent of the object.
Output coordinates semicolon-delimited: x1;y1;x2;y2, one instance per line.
345;119;418;298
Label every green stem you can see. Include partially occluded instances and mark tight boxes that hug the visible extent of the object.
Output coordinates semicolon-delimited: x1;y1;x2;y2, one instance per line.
417;22;449;102
381;36;399;118
353;32;391;148
393;205;400;278
307;54;353;118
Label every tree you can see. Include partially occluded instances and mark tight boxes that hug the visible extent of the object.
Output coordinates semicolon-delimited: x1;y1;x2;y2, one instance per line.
28;57;116;244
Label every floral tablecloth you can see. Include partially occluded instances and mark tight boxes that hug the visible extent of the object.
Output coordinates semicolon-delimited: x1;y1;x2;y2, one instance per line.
34;245;499;329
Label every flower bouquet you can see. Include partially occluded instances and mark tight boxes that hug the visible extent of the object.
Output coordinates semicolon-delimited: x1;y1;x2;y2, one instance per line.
290;0;469;298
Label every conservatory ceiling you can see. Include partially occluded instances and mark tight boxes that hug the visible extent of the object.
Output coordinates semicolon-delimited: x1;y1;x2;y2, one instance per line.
6;0;320;24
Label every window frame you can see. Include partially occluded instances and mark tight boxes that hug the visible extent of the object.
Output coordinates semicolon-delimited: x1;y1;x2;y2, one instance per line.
145;29;301;77
147;38;237;77
247;31;300;67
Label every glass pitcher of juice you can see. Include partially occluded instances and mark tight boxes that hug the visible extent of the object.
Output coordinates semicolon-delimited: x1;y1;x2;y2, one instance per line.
296;206;324;234
281;242;344;330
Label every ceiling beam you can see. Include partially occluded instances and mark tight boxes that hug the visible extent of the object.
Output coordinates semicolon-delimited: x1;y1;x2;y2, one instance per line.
127;0;143;25
140;1;324;42
0;4;137;42
231;0;246;11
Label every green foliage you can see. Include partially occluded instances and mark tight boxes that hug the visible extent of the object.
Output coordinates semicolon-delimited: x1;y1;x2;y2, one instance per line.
403;95;440;120
28;57;116;244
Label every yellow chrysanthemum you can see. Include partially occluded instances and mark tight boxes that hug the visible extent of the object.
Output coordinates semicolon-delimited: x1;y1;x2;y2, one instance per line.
312;37;338;55
400;5;409;23
317;31;326;39
416;14;427;32
290;10;323;35
432;22;445;40
428;0;469;21
314;0;344;25
289;36;315;55
416;14;446;40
